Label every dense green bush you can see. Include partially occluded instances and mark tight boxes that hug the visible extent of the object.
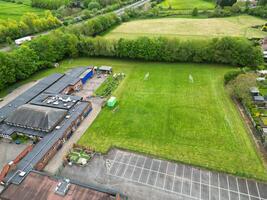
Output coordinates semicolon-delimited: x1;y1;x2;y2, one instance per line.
224;70;244;84
65;13;121;36
32;0;71;9
248;6;267;18
0;11;61;43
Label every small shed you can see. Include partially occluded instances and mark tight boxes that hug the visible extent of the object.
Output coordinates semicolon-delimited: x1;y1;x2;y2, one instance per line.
250;87;260;96
99;66;112;74
80;68;93;84
107;96;117;108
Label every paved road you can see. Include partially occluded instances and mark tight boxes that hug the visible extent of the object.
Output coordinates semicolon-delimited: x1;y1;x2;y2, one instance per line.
0;0;150;52
60;149;267;200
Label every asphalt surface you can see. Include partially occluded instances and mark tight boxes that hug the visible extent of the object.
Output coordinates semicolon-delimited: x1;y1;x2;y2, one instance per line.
0;0;150;52
60;149;267;200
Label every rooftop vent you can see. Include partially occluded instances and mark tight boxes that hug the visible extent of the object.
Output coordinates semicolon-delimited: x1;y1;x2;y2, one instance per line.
55;179;70;196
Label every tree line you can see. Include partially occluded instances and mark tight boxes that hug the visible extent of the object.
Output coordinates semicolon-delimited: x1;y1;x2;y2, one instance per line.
0;11;61;43
0;29;263;91
63;12;121;36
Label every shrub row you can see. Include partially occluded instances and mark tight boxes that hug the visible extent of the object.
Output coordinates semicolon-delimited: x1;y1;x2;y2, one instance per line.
0;11;61;43
64;12;121;36
31;0;71;10
0;32;263;91
79;36;264;67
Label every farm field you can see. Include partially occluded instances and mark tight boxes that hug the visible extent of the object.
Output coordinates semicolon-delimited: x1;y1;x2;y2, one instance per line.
70;57;267;181
0;0;44;20
105;15;267;40
159;0;215;10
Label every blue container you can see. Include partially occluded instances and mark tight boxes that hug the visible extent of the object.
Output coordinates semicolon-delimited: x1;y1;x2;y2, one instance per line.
81;69;93;84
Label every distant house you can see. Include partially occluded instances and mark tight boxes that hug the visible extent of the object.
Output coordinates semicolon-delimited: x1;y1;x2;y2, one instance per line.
250;87;260;96
15;36;32;45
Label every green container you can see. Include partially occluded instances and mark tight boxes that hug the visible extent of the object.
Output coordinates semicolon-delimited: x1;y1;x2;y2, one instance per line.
107;96;117;108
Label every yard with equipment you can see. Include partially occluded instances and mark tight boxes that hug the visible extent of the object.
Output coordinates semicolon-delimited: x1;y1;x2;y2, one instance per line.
105;15;266;40
0;0;44;20
75;58;267;181
158;0;215;10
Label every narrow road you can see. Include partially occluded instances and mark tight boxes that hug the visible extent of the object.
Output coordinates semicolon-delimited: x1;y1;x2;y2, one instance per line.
0;0;150;52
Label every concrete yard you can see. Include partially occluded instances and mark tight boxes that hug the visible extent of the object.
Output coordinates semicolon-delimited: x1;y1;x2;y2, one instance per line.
60;149;267;200
0;140;31;170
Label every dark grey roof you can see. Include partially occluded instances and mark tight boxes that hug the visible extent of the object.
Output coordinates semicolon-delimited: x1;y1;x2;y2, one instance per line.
66;67;91;78
5;104;67;132
0;74;63;123
30;94;82;110
5;101;90;185
45;67;90;94
254;96;264;102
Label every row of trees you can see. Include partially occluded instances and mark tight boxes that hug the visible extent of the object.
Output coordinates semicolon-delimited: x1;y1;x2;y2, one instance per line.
0;31;263;91
79;36;263;66
0;31;78;90
31;0;71;10
0;11;61;43
64;13;121;36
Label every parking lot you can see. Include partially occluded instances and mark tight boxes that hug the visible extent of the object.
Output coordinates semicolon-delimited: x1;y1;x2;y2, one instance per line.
0;140;30;170
60;149;267;200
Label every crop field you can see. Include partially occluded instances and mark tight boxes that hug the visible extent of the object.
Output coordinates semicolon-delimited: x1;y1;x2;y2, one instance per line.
159;0;215;10
105;15;266;40
0;0;44;20
68;57;267;180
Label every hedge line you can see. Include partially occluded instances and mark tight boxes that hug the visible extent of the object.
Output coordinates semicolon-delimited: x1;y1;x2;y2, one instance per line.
79;36;263;66
0;32;263;91
64;13;121;36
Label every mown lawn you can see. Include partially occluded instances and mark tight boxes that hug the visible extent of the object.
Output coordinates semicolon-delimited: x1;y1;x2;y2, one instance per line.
73;58;267;180
0;0;44;20
105;15;266;40
159;0;215;10
0;57;266;180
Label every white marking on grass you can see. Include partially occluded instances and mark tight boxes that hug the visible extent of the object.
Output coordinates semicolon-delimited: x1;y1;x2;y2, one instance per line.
189;74;194;83
144;72;150;80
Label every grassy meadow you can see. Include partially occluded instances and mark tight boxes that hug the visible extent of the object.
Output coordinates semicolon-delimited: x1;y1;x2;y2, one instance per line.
159;0;215;10
105;15;266;40
0;0;44;20
68;57;267;181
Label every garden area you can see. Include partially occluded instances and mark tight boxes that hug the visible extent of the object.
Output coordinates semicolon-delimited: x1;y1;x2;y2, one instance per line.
105;15;267;40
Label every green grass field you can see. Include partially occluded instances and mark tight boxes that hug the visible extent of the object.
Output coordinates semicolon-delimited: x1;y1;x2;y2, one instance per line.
68;58;267;180
0;57;266;180
0;0;44;20
105;15;266;40
159;0;215;10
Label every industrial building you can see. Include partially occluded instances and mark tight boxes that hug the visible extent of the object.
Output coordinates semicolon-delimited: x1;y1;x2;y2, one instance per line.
0;67;94;185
